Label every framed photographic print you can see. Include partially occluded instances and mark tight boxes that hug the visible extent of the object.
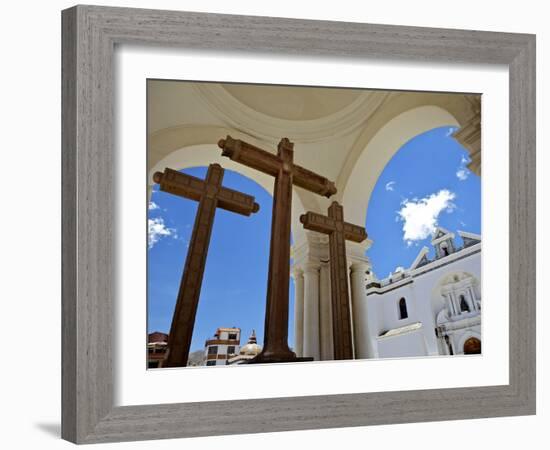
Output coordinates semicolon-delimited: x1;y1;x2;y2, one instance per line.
62;5;536;444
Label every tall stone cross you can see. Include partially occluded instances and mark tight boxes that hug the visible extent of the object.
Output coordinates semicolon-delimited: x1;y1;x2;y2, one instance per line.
300;202;367;360
218;135;337;363
153;164;259;367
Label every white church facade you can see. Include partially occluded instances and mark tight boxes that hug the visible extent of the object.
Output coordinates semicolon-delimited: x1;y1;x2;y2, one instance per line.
291;226;481;361
362;227;481;359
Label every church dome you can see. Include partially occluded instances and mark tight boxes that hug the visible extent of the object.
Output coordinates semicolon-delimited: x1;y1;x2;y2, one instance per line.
239;330;261;356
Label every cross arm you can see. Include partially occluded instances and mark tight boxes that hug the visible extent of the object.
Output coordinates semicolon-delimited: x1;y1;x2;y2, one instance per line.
300;211;335;235
153;167;259;216
218;136;281;177
153;168;206;203
342;222;368;243
218;135;337;198
300;211;367;242
216;185;260;216
293;165;337;198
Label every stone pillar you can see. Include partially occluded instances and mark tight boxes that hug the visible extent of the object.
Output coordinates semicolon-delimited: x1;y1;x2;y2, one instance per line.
468;286;478;311
292;268;305;357
443;292;455;316
302;263;320;361
319;261;333;360
349;261;374;359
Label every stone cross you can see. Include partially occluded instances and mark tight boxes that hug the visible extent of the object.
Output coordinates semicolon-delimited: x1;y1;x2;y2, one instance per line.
300;202;367;360
153;164;259;367
218;135;336;363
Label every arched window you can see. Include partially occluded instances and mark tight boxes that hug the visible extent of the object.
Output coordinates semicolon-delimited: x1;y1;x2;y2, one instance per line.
399;298;408;320
459;295;470;313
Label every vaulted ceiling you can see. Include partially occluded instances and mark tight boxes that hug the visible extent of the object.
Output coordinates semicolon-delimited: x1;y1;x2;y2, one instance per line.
148;80;480;248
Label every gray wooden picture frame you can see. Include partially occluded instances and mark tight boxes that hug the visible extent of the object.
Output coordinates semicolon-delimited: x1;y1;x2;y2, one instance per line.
61;4;536;444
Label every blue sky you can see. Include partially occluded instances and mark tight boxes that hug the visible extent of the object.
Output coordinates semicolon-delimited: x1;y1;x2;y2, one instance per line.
147;168;294;351
147;125;480;353
366;126;481;278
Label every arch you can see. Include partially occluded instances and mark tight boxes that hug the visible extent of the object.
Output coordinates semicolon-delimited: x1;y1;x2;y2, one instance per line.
457;332;482;355
459;295;470;313
149;143;309;245
463;337;481;354
341;105;460;227
148;124;266;171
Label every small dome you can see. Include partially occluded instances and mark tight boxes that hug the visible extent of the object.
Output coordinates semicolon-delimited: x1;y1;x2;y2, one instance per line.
240;343;261;355
239;330;261;356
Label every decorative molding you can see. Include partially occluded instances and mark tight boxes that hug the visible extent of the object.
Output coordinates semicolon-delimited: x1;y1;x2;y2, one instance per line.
193;83;391;143
452;97;481;176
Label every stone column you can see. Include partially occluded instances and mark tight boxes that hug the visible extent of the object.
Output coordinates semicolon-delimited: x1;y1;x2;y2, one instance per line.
468;286;478;311
350;261;374;359
443;292;455;316
292;268;305;357
319;261;333;360
302;263;320;360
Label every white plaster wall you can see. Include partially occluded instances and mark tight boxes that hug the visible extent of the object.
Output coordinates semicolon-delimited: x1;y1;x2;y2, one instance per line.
377;329;428;358
364;249;481;358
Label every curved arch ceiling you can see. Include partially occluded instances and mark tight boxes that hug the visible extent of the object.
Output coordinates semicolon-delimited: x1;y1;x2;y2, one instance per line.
222;84;365;121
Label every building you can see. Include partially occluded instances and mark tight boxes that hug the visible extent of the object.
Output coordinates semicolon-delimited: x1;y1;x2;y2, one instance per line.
204;327;241;366
227;330;262;365
147;332;168;368
361;227;481;359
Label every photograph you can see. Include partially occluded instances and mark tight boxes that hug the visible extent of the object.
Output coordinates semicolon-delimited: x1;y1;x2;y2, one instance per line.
146;80;482;368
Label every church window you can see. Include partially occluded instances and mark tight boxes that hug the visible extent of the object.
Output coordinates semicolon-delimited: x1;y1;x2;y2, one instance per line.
459;295;470;313
399;298;408;320
228;333;237;340
208;345;218;355
441;243;450;256
227;346;235;354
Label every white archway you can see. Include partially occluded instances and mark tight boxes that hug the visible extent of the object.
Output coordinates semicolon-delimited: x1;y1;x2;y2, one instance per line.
457;331;482;355
341;105;460;228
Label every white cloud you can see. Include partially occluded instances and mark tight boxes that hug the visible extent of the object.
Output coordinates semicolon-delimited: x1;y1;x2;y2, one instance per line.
148;201;160;211
456;154;472;181
385;181;396;191
148;217;176;249
397;189;456;246
456;169;469;181
445;127;457;137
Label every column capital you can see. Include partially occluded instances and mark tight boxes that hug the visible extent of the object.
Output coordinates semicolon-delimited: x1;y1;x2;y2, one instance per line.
302;262;321;274
291;266;304;279
291;231;330;269
347;239;372;256
350;261;370;274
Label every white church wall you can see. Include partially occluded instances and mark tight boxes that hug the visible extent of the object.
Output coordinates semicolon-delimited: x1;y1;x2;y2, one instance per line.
376;329;428;358
363;244;481;359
